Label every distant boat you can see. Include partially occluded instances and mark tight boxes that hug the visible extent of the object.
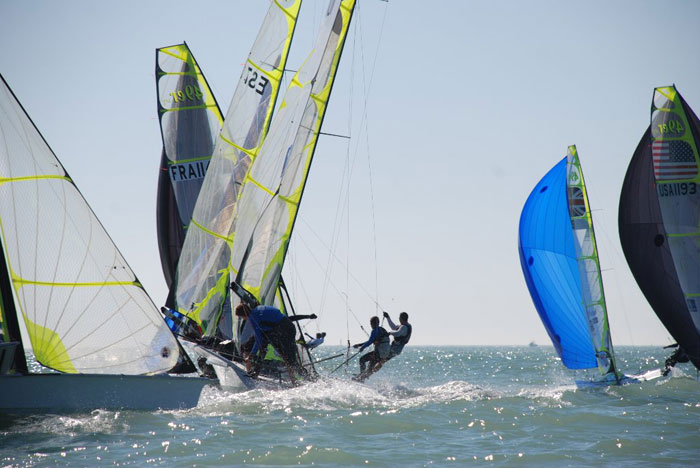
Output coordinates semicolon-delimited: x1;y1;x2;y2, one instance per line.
528;341;537;347
619;85;700;372
0;74;212;412
519;146;660;386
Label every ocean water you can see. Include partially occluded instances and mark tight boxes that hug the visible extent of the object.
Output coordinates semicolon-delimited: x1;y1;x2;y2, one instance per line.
1;346;698;467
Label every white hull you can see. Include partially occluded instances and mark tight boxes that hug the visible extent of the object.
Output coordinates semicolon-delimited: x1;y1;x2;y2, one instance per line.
575;368;664;388
180;340;291;390
0;373;214;412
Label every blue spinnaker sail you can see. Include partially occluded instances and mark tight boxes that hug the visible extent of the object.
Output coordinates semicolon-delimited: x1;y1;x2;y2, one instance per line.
519;157;597;369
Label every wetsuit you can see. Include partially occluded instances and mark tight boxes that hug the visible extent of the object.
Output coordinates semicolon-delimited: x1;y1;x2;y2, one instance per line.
387;319;412;358
358;326;390;373
247;306;298;369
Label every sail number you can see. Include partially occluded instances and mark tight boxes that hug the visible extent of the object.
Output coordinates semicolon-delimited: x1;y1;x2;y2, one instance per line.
657;120;684;135
243;66;269;95
170;84;204;103
658;182;697;197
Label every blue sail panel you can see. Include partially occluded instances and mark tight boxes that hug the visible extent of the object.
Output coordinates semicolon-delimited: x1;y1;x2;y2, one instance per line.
519;157;597;369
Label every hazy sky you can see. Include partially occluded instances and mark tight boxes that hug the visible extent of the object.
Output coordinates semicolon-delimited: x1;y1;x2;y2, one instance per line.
1;0;699;348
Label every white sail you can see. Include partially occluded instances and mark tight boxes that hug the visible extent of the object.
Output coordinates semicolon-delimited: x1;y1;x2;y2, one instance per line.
230;0;356;306
0;75;179;374
174;0;302;337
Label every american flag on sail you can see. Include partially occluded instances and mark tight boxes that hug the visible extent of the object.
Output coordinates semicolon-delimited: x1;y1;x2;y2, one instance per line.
652;139;698;180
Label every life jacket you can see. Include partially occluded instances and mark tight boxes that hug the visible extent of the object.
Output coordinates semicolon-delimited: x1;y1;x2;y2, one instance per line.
374;326;391;359
394;323;412;346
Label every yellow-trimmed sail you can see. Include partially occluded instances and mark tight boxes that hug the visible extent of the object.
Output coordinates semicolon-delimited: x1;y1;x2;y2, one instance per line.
0;74;179;374
651;86;700;332
155;42;224;288
229;0;357;307
566;145;618;378
174;0;302;337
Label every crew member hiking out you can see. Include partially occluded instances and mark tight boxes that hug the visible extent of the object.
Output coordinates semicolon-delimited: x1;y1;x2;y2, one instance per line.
235;304;315;385
384;311;412;359
353;316;390;379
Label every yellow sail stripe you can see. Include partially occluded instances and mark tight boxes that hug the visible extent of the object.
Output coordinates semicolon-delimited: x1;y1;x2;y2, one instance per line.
12;275;142;289
219;134;257;160
246;174;276;197
160;103;220;114
190;218;233;244
166;154;212;165
0;174;72;185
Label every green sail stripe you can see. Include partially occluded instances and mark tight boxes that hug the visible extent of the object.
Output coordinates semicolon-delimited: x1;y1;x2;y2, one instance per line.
246;174;276;197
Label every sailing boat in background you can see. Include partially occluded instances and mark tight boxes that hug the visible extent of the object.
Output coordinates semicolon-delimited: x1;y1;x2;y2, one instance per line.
155;43;224;290
619;85;700;374
0;74;212;412
519;145;660;386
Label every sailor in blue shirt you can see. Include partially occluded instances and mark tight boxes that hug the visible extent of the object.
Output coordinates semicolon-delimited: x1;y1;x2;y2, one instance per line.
353;316;390;376
235;303;306;384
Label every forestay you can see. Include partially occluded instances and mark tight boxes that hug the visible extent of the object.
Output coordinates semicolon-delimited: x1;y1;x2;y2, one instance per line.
155;43;223;289
230;0;357;309
174;0;302;337
0;74;179;374
650;86;700;334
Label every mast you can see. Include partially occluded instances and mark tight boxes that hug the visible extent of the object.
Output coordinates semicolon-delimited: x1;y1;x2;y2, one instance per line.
155;42;224;290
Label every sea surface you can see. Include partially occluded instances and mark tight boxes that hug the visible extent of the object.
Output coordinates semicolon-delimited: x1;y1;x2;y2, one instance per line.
1;346;698;467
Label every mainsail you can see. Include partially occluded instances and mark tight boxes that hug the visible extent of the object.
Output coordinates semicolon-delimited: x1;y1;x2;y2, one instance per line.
619;125;700;370
0;73;180;374
648;86;700;334
173;0;302;337
519;146;619;379
155;43;223;289
230;0;357;310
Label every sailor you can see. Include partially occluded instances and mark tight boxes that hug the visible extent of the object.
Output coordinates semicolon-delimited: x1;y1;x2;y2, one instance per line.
353;316;390;376
235;303;313;384
384;311;412;359
303;332;326;350
663;343;690;376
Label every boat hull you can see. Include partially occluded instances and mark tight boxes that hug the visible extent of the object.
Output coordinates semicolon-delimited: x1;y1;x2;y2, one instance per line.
0;373;214;413
180;340;293;390
575;369;664;388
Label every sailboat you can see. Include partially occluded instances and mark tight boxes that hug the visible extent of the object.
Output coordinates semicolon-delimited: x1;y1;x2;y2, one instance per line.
0;74;213;412
519;145;660;386
155;42;224;290
166;0;357;388
619;85;700;372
